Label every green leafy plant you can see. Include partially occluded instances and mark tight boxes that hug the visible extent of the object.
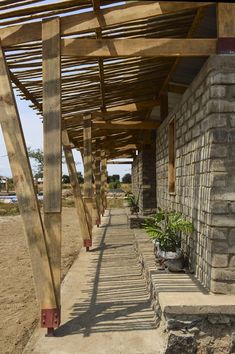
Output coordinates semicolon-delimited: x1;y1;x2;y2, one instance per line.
143;208;193;252
125;194;139;213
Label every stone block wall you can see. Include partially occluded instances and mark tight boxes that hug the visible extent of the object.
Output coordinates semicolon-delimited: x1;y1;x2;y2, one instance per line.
132;145;156;215
155;55;235;294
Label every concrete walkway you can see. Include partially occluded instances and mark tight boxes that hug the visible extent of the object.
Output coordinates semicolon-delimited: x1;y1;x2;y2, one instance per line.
24;209;166;354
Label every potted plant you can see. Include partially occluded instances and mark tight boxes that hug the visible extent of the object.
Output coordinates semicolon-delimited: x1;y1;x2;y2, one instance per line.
143;208;193;272
126;194;139;214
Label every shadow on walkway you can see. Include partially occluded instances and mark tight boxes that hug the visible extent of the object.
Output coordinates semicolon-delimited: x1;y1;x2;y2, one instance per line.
55;209;157;337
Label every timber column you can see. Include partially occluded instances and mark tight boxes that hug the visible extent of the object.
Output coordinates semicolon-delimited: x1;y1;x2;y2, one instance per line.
42;17;62;334
101;152;108;215
0;42;57;336
94;144;102;226
62;130;91;245
83;114;93;250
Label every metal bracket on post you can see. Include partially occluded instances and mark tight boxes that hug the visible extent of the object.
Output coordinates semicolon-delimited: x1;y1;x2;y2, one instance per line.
41;308;61;336
217;38;235;54
96;217;101;227
84;239;92;251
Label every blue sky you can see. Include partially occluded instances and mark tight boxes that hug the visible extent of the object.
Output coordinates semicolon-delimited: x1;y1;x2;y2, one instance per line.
0;93;131;178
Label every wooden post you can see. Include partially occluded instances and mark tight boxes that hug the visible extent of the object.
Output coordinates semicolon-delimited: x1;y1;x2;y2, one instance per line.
0;43;58;323
62;130;91;243
160;91;168;121
42;17;62;332
217;3;235;53
101;152;107;215
94;145;102;225
83;114;93;250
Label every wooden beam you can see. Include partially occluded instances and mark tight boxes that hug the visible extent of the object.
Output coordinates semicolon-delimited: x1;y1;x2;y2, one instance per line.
9;70;42;112
217;3;235;37
62;38;217;58
63;100;160;128
168;82;188;94
160;92;168;121
42;18;62;308
92;121;160;130
92;0;100;11
0;2;212;47
83;114;93;248
0;43;57;312
62;131;91;244
106;100;159;112
157;7;206;97
107;160;133;165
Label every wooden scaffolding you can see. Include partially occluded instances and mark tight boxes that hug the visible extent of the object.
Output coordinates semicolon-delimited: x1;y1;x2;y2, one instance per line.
0;0;234;334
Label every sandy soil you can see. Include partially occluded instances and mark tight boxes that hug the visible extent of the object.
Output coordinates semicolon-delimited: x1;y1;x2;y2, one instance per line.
0;208;82;354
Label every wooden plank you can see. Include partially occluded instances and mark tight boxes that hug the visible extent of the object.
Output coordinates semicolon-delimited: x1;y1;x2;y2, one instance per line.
62;130;91;241
0;2;212;47
92;121;160;130
62;38;217;58
0;42;57;309
83;114;93;234
217;3;235;37
42;17;62;306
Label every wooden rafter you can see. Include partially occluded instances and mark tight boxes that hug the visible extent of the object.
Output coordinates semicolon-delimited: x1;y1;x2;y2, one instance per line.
0;2;212;47
62;38;217;58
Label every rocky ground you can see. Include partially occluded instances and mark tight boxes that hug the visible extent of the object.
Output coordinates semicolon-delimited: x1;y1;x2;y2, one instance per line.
0;208;82;354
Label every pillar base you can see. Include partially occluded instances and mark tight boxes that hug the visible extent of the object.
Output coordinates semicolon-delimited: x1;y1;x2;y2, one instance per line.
41;308;60;331
83;239;92;248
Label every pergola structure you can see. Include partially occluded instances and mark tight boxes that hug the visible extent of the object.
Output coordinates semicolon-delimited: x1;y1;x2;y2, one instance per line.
0;0;234;335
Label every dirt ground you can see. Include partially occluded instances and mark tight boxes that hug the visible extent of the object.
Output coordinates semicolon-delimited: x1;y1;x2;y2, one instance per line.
0;208;83;354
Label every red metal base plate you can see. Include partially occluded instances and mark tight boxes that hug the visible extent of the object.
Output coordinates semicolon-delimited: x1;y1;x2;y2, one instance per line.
83;239;92;248
41;308;61;328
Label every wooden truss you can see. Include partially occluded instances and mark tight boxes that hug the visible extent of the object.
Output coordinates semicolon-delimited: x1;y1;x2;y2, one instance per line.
0;0;234;334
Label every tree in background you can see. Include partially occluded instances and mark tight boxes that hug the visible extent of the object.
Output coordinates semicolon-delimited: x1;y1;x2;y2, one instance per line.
27;147;44;179
108;174;121;189
122;173;132;184
62;174;70;184
107;174;120;183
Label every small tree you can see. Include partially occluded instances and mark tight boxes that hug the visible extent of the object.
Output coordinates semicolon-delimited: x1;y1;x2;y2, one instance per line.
62;174;70;184
122;173;132;184
27;147;44;179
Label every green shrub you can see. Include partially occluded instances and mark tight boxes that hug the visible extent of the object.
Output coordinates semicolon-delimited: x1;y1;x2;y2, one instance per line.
143;208;193;252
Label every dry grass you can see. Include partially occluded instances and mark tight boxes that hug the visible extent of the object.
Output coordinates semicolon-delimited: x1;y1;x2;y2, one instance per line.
0;202;19;216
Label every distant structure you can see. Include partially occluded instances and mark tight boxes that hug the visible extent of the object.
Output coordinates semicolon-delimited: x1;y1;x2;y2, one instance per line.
0;176;8;192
